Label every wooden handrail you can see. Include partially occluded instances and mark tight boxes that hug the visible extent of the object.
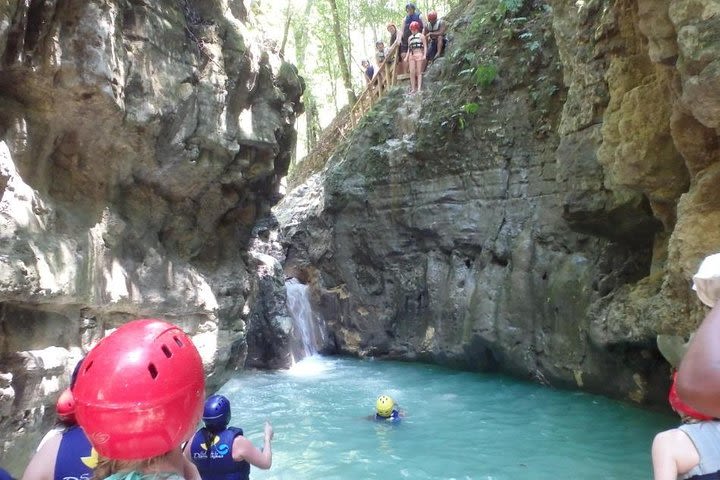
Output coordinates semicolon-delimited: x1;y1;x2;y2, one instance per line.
347;41;401;131
288;41;405;188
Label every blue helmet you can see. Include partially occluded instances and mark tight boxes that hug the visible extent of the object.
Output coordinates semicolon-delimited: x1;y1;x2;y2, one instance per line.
203;394;231;431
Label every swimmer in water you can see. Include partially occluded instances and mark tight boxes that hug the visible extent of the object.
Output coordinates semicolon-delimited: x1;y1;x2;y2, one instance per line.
370;394;404;423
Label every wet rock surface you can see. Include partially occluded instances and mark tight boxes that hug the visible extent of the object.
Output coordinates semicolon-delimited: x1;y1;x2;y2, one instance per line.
277;0;720;407
0;0;302;472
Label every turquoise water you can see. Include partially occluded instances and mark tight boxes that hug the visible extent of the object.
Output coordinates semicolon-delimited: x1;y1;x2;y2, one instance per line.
218;356;675;480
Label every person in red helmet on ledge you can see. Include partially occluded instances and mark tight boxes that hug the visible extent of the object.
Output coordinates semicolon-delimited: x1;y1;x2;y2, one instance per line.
21;387;95;480
406;20;427;94
424;11;447;63
71;319;204;480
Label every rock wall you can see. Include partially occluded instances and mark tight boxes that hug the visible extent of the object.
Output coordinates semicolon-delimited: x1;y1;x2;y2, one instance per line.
277;0;719;407
0;0;302;473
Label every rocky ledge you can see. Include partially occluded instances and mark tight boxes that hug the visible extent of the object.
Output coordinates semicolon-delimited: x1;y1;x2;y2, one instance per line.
0;0;302;472
276;0;720;407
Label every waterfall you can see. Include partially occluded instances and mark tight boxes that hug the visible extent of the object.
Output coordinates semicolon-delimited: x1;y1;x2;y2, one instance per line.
285;278;322;361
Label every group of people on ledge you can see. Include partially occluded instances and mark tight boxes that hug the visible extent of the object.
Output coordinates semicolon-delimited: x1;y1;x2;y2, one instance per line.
361;3;447;94
1;317;404;480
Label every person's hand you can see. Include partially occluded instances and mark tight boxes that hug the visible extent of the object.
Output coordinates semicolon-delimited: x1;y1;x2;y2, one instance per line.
264;421;274;441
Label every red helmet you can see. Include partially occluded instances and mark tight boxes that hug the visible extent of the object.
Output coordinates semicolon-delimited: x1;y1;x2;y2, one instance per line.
669;372;713;421
56;388;76;423
428;11;438;22
73;319;205;460
410;21;421;32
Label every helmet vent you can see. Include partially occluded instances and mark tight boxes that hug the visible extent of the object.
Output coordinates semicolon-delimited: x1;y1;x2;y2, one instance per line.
161;345;172;358
84;360;94;373
148;363;158;379
173;336;184;347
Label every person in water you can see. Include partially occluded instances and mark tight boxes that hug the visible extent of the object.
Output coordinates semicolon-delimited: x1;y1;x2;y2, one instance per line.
373;395;402;422
185;394;274;479
72;318;204;480
21;388;96;480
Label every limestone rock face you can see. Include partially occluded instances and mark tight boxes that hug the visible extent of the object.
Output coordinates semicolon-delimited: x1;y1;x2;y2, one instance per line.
278;0;719;407
0;0;301;473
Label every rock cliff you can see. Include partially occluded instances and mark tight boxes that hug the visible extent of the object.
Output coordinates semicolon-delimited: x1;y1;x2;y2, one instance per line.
0;0;302;472
277;0;720;406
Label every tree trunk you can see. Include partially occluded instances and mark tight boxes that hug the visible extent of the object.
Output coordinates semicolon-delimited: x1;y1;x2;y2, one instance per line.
326;0;356;105
279;0;292;58
305;93;320;152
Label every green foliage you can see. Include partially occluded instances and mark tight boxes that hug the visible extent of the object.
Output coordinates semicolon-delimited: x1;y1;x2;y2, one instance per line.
460;63;497;89
462;102;480;114
473;64;497;87
501;0;524;13
488;0;525;23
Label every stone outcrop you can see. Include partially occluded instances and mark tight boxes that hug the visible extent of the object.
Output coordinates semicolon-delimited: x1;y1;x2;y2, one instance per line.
0;0;302;473
277;0;719;408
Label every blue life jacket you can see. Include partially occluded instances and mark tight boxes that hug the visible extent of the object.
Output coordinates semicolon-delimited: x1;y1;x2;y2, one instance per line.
365;65;375;80
0;467;14;480
402;13;423;43
375;409;401;423
190;427;250;480
54;426;94;480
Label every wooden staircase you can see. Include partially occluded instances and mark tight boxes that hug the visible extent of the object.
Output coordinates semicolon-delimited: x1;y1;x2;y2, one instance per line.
287;42;406;188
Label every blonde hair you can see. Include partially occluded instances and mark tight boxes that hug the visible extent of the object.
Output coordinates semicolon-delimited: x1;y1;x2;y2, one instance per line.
92;452;172;479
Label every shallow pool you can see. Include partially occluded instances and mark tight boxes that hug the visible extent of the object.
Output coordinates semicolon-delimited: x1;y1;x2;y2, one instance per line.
218;356;675;480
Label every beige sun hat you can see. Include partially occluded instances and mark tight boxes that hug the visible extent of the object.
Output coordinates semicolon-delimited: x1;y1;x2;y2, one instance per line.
692;252;720;308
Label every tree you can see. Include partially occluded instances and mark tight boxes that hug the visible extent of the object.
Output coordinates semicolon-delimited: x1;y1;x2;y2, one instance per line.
327;0;356;105
279;0;293;58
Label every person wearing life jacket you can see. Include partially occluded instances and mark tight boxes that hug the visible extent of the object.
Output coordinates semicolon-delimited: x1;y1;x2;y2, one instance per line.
186;394;273;480
375;41;387;67
424;11;447;62
401;3;424;60
21;388;96;480
71;318;205;480
406;21;427;94
373;395;402;423
361;59;375;84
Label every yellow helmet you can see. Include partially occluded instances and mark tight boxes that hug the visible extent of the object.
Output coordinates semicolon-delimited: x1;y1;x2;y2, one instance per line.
376;395;395;417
